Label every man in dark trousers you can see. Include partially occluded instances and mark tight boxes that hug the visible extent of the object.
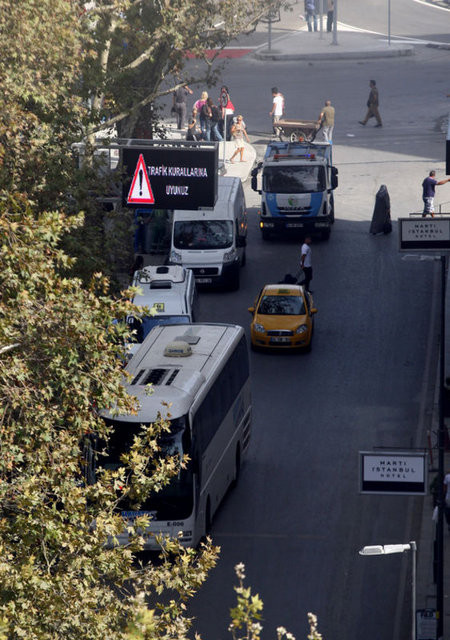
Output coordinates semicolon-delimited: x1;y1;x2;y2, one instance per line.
299;236;313;293
359;80;382;128
422;170;450;217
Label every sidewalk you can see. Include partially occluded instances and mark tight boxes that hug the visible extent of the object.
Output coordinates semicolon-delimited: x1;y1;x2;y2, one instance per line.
254;23;415;61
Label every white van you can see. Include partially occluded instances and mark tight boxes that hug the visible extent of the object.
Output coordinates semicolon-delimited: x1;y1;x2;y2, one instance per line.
169;176;247;290
127;265;198;355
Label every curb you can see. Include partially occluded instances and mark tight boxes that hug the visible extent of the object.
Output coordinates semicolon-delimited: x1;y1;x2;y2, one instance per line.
253;46;415;61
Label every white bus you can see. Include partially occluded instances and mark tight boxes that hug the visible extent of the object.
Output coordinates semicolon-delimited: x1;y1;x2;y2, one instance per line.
100;323;251;549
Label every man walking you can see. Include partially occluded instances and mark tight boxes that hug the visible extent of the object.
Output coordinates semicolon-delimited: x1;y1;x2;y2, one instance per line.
269;87;285;137
172;83;193;130
359;80;382;128
299;236;313;293
422;170;450;217
317;100;335;142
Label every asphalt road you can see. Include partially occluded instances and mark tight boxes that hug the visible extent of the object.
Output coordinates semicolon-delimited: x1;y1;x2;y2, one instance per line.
174;2;450;639
229;0;450;47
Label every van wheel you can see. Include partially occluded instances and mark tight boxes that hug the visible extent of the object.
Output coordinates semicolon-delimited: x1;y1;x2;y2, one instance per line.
229;272;240;291
231;446;241;489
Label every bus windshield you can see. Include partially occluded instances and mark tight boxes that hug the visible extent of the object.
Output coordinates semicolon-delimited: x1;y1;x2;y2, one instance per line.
174;220;233;250
263;165;326;194
99;417;194;520
128;315;190;343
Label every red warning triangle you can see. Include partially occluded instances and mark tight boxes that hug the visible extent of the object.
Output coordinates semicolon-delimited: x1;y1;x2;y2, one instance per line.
127;154;155;205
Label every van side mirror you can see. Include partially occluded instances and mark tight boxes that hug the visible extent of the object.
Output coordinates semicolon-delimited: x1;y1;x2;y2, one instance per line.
311;308;318;315
248;307;255;314
251;175;258;192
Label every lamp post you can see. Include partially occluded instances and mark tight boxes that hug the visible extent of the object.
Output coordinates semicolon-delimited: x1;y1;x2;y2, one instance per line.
332;0;338;45
388;0;391;46
359;542;417;640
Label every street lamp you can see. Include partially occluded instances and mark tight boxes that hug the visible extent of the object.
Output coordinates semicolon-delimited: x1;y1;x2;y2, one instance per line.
359;541;417;640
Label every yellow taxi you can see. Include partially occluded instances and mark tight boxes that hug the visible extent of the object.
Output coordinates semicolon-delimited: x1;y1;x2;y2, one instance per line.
248;284;317;351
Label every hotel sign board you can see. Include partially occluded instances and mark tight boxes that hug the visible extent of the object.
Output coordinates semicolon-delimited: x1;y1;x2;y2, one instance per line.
399;217;450;253
359;451;427;495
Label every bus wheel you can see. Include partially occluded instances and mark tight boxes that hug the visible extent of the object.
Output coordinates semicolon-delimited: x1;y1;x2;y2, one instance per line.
231;446;241;488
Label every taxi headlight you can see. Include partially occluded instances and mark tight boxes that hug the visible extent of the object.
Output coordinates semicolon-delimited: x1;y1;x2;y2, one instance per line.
253;323;265;334
295;324;308;334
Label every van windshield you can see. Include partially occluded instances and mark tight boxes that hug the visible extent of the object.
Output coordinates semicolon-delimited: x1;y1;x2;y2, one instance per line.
174;220;233;250
263;166;326;194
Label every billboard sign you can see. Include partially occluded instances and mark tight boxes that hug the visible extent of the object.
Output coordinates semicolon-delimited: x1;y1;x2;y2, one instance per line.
359;451;427;495
399;217;450;253
122;144;218;210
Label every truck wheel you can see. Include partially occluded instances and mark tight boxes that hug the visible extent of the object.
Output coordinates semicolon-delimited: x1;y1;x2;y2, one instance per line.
262;228;272;241
321;228;331;241
330;195;335;224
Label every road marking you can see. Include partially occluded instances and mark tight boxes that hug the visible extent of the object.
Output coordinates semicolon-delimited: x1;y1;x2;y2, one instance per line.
413;0;450;11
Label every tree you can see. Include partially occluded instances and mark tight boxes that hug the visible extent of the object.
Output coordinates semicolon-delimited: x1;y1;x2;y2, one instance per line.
0;194;219;639
80;0;285;138
0;0;87;208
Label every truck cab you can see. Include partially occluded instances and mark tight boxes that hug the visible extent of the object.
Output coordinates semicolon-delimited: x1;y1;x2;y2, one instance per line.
251;141;338;241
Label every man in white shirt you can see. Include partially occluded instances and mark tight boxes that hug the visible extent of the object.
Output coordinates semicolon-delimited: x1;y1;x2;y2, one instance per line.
300;236;313;292
269;87;284;136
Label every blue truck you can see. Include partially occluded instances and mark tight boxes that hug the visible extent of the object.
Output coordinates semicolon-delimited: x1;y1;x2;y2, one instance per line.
251;141;338;240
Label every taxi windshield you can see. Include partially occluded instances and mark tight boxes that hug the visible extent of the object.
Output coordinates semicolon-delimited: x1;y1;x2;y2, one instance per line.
258;295;305;315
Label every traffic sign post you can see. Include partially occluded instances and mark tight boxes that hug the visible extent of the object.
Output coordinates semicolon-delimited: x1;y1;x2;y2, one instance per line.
122;142;218;210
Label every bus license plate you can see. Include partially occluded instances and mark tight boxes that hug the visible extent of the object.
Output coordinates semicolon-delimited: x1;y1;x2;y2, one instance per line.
196;277;212;284
270;337;291;344
286;223;303;228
